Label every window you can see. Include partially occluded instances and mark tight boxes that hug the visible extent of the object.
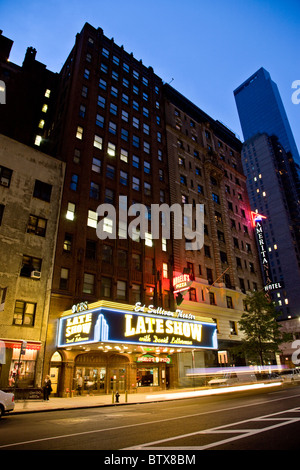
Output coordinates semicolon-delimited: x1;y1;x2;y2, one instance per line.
63;233;72;252
163;263;168;279
145;232;153;247
121;128;128;141
162;238;167;252
76;126;83;139
83;273;95;294
90;181;100;199
102;47;109;58
27;215;47;237
66;202;75;221
99;78;107;90
116;280;127;300
107;142;116;157
94;135;103;149
97;95;105;108
101;277;112;297
82;86;88;98
132;284;141;303
20;255;42;277
132;177;140;191
204;245;211;258
212;193;220;204
229;320;237;335
103;217;114;234
92;157;101;173
102;244;113;263
96;114;104;127
108;122;116;135
122;110;128;121
133;135;139;148
118;250;127;267
87;210;98;228
209;292;216;305
33;180;52;202
106;164;115;179
144;182;151;196
110;102;117;114
104;188;114;204
86;240;96;259
83;68;90;79
13;301;36;326
120;170;128;186
34;135;42;146
226;296;233;308
79;104;86;117
74;148;81;164
70;174;79;191
59;268;69;289
143;141;150;153
132;155;139;168
180;175;187;185
120;148;128;163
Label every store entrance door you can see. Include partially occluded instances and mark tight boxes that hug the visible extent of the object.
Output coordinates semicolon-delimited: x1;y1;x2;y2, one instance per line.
110;368;126;392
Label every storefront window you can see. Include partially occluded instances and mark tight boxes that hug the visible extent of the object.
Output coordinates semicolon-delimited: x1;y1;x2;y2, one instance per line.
9;348;37;387
75;367;106;393
137;367;159;387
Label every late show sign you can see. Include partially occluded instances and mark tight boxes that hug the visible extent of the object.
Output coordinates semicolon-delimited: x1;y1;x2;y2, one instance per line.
57;306;218;350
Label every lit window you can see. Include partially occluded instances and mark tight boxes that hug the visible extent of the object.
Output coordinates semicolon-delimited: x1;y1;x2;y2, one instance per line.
66;202;75;221
145;232;153;247
42;104;48;113
103;217;113;234
83;273;95;294
87;210;98;228
107;142;116;157
162;238;167;251
93;135;102;149
163;263;168;278
120;148;128;163
44;89;51;98
76;126;83;140
38;120;45;129
34;135;42;146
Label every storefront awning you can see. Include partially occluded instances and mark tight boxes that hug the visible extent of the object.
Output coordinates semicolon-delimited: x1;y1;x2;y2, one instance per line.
0;339;41;350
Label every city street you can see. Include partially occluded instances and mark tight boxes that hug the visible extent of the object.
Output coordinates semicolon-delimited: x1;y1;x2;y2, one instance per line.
1;383;300;452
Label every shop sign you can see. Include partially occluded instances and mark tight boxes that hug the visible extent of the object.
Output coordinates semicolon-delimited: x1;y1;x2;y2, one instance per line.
57;306;218;350
137;354;171;364
251;211;272;287
173;274;192;294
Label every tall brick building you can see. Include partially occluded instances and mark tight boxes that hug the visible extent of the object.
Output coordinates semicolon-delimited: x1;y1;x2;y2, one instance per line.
0;23;263;395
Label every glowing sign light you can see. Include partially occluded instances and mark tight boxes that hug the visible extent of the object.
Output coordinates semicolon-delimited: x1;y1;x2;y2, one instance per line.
251;211;267;227
173;273;192;294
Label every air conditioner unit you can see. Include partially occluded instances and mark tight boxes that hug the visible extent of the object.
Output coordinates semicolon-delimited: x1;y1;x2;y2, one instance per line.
31;271;41;279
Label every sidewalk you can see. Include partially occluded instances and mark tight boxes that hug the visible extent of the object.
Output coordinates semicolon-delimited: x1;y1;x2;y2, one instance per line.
11;380;285;415
12;388;197;414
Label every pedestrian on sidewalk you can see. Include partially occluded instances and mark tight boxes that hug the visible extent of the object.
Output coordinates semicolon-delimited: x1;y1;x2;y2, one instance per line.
43;375;52;400
76;374;83;395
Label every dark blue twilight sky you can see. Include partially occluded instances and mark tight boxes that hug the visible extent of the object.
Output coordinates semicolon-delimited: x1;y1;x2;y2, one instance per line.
1;0;299;151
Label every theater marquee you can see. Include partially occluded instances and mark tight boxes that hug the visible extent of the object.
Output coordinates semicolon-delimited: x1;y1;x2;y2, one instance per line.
57;304;218;350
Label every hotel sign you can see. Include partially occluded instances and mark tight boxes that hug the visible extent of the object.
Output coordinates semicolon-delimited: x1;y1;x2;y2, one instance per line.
251;212;273;287
57;304;218;350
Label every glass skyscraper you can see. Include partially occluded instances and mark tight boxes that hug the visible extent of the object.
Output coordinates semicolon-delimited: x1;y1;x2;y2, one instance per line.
234;67;300;320
234;67;300;166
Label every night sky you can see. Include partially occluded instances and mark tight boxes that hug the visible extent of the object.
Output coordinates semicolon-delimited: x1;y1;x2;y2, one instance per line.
2;0;299;151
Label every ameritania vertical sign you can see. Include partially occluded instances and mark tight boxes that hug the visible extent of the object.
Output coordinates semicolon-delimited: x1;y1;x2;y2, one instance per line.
251;212;272;286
